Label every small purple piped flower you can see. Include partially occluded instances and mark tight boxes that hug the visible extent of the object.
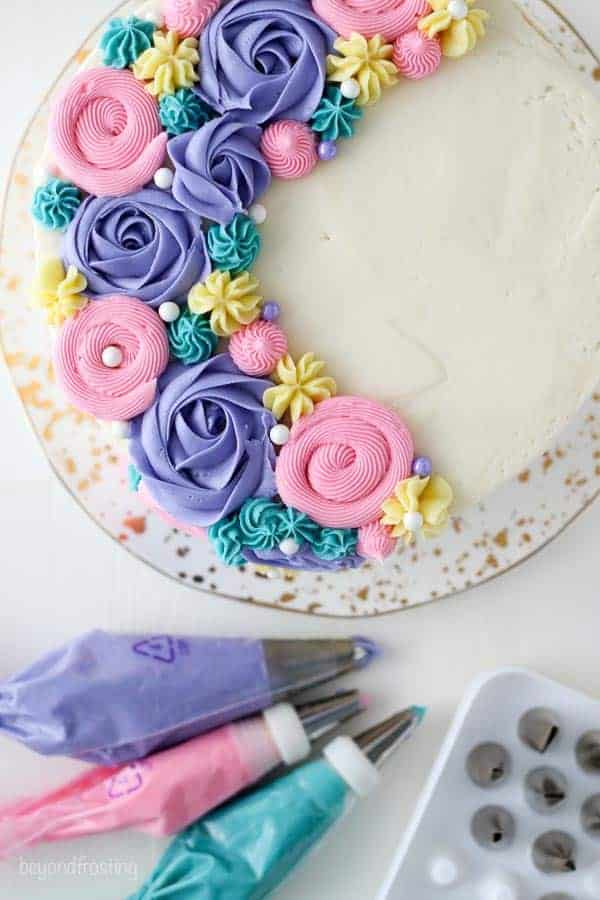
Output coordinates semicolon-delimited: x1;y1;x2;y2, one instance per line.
318;140;337;161
412;455;433;478
262;301;281;322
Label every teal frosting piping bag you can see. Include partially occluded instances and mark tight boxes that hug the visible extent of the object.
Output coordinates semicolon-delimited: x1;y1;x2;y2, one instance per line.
0;631;379;764
0;690;366;856
129;706;426;900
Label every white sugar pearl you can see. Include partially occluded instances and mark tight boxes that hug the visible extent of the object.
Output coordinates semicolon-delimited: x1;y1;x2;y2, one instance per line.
248;203;267;225
158;301;181;323
403;511;424;533
33;161;53;184
340;78;360;100
102;345;123;368
154;167;174;190
270;424;290;446
111;420;131;439
429;854;462;887
279;538;299;557
448;0;468;19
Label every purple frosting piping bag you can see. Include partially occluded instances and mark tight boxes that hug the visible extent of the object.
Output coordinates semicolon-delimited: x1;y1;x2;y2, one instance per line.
0;631;378;764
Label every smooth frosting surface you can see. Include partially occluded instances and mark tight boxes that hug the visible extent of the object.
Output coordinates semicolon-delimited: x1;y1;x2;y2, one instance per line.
255;0;600;507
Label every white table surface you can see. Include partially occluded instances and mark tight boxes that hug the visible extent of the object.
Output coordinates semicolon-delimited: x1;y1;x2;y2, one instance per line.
1;2;599;898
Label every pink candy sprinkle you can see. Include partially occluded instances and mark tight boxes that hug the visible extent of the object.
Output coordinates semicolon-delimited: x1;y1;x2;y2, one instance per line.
357;520;397;562
229;320;288;376
260;121;318;180
393;29;442;80
163;0;221;37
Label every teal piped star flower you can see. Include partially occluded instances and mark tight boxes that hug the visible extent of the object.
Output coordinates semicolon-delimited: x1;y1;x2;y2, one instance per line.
128;464;142;493
276;506;321;546
313;526;358;561
168;307;218;365
99;16;155;69
239;499;284;551
159;89;213;137
31;179;81;232
207;215;261;275
310;85;363;142
209;515;246;567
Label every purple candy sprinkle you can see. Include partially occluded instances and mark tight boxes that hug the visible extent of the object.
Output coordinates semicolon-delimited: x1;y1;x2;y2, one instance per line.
318;140;337;161
412;455;433;478
261;301;281;322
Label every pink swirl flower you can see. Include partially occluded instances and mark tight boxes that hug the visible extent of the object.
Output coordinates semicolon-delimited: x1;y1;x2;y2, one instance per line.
311;0;429;40
357;520;397;561
164;0;221;37
54;295;169;421
49;68;167;197
229;320;288;376
393;28;442;79
260;121;318;180
276;396;414;528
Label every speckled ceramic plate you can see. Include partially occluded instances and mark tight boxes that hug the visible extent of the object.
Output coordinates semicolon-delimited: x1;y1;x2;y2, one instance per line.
1;0;598;617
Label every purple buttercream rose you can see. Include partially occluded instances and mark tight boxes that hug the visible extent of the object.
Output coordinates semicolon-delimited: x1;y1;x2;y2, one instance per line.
63;188;210;308
242;546;364;571
196;0;335;125
129;353;277;527
168;116;271;225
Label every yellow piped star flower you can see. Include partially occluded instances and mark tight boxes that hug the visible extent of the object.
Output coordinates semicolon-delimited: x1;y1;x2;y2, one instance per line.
31;258;88;326
133;30;199;96
327;33;398;107
188;270;262;337
381;474;454;544
418;0;489;59
263;353;337;423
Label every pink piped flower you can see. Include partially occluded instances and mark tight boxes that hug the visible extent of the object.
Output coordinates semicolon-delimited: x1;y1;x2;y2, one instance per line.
229;320;288;376
163;0;221;37
357;520;397;562
53;295;169;421
392;29;442;80
260;121;318;180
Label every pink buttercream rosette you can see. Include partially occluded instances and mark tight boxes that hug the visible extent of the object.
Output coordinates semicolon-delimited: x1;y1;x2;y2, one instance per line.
54;296;169;421
357;520;397;561
311;0;429;40
260;121;318;180
49;68;167;197
276;396;414;528
393;29;442;79
229;321;288;376
163;0;221;37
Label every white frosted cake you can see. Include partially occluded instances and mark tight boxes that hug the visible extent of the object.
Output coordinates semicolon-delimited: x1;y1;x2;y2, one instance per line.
29;0;600;571
254;0;600;508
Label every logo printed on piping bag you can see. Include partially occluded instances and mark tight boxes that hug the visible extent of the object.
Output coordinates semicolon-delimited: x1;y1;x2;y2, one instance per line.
132;635;177;663
107;763;146;799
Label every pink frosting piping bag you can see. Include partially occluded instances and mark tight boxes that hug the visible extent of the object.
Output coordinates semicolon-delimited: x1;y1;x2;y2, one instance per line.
0;690;365;857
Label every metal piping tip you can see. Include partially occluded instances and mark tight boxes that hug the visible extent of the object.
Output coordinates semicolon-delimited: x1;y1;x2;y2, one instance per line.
354;706;426;769
263;637;380;698
518;708;560;754
296;689;367;741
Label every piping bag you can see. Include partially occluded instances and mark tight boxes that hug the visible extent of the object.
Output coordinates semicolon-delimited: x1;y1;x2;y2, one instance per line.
0;690;365;856
130;706;425;900
0;630;378;764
